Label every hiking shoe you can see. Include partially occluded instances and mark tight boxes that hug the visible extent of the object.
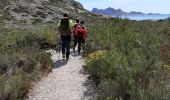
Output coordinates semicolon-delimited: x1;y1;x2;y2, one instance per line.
73;47;75;52
66;57;69;61
62;54;65;58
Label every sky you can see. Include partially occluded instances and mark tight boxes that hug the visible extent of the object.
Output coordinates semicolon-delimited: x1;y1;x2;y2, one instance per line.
75;0;170;14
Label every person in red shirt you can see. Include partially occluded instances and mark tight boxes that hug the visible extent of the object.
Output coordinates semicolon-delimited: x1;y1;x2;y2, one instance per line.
73;19;80;51
76;20;87;54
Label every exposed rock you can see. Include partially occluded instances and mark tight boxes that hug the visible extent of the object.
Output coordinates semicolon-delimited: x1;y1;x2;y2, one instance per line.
0;0;90;24
72;0;84;9
0;0;106;26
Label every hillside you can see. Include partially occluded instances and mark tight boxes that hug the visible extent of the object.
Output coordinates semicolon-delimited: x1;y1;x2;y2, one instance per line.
0;0;104;25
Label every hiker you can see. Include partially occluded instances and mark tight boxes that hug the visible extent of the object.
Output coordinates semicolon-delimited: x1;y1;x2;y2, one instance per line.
75;20;87;54
73;19;80;51
57;13;73;61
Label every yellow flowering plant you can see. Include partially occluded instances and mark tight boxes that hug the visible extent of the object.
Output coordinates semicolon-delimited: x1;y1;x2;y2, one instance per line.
85;50;106;64
163;65;170;72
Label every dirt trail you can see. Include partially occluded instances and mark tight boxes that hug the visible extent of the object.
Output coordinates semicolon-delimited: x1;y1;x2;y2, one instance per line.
27;50;97;100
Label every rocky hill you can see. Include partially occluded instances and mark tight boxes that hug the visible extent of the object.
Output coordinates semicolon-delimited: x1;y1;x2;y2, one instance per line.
92;7;148;16
0;0;103;25
92;7;126;16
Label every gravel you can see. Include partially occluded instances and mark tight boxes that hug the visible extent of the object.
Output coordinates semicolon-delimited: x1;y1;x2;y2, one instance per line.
27;50;97;100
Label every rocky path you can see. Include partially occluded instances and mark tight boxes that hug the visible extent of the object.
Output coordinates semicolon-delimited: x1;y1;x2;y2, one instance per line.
27;50;97;100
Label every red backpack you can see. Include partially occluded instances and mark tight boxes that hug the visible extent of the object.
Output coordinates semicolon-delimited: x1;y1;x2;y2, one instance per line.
76;24;87;40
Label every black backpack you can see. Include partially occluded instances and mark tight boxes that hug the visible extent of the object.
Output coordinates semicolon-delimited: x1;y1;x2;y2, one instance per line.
60;18;71;35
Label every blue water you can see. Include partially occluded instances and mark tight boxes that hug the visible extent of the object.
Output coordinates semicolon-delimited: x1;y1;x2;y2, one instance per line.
119;14;170;21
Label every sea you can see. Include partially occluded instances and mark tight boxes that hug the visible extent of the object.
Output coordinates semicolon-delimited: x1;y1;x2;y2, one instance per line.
116;14;170;21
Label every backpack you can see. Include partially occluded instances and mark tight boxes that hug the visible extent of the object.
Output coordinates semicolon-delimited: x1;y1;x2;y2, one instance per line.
77;24;85;30
76;24;86;40
60;18;71;35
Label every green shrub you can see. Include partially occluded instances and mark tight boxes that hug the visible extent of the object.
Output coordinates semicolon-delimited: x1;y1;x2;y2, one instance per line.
0;25;55;100
84;18;170;100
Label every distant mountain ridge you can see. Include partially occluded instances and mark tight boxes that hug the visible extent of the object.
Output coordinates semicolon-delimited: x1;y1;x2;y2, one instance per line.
92;7;161;16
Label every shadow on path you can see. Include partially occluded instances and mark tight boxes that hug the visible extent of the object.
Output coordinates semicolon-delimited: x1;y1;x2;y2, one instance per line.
82;78;98;100
79;66;98;100
71;53;82;57
53;59;67;68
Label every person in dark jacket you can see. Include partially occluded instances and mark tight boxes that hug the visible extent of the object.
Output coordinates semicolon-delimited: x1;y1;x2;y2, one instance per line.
57;13;73;61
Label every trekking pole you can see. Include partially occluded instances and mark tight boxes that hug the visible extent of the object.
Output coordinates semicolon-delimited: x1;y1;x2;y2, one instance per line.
58;37;61;60
74;47;76;58
73;42;76;58
72;36;76;58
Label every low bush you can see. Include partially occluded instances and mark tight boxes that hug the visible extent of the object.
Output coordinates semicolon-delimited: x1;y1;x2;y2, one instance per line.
84;18;170;100
0;25;57;100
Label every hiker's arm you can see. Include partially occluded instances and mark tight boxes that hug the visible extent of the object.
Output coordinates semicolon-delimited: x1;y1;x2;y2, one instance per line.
84;26;87;31
57;20;61;29
69;20;74;32
57;20;61;34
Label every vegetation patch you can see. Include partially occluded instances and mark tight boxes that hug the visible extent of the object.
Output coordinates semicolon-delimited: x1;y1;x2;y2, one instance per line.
0;25;58;100
84;18;170;100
